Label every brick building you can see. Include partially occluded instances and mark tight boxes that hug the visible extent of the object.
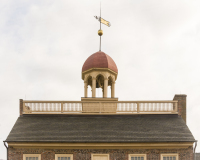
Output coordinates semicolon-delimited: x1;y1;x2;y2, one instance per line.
4;51;196;160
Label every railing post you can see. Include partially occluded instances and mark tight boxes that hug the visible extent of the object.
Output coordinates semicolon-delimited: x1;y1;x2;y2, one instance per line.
175;102;178;113
61;103;63;113
137;103;140;113
100;102;101;113
23;100;25;114
19;99;23;116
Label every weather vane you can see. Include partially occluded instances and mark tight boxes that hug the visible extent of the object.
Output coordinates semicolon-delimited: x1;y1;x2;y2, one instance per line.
94;2;111;51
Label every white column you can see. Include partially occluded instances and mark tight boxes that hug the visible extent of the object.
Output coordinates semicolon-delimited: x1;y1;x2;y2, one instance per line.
103;78;108;98
111;81;115;98
84;82;88;97
92;77;96;97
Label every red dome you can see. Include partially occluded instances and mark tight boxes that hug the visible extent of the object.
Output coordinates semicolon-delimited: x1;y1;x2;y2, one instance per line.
82;51;118;73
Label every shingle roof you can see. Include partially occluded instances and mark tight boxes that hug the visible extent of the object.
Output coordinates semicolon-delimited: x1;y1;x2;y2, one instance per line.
6;114;195;142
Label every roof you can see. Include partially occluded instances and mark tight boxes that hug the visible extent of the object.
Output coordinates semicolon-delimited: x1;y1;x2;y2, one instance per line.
82;51;118;73
6;114;195;143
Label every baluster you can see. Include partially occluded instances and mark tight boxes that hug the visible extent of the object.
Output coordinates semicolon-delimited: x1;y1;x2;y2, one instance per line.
49;103;51;111
155;103;157;111
65;103;69;111
160;103;162;111
167;103;169;111
35;103;38;111
65;103;67;112
54;103;56;111
29;103;31;111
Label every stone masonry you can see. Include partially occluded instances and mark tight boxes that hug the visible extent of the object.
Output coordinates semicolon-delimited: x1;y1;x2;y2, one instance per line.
8;147;193;160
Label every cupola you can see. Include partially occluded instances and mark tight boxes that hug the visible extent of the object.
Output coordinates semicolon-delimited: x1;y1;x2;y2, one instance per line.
82;51;118;98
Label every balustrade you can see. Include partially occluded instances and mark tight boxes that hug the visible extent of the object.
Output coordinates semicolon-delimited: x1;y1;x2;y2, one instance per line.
23;100;178;114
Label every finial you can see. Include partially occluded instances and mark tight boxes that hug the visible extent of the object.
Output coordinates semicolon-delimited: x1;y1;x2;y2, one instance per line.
98;30;103;36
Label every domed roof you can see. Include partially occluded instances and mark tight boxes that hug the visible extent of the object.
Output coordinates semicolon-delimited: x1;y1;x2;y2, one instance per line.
82;51;118;73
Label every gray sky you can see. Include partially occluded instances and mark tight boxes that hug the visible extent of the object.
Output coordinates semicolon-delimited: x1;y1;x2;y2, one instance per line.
1;0;200;158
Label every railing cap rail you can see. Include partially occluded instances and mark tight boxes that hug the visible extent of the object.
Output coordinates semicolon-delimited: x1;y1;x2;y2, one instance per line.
23;100;178;103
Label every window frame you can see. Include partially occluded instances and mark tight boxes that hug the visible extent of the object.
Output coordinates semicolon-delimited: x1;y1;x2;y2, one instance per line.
129;154;147;160
91;154;109;160
161;154;179;160
23;154;41;160
55;154;73;160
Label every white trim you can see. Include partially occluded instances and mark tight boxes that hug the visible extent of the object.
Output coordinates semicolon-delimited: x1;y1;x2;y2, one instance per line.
129;154;147;160
161;154;179;160
55;154;73;160
91;154;109;160
23;154;41;160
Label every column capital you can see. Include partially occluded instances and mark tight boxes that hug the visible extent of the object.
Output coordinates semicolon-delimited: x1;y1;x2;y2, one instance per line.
111;81;116;84
104;77;108;80
92;77;96;80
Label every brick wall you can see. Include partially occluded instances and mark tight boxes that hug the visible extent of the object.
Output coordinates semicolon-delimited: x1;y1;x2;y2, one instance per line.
19;99;23;116
8;147;193;160
173;94;187;123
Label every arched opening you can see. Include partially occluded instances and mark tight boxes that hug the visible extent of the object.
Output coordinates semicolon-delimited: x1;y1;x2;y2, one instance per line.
87;85;92;97
84;75;92;98
96;74;104;97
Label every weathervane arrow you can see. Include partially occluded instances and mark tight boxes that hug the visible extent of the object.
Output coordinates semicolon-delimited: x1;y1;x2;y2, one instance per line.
94;16;111;27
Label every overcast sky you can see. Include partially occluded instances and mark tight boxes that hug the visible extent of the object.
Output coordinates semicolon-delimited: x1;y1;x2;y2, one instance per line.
1;0;200;159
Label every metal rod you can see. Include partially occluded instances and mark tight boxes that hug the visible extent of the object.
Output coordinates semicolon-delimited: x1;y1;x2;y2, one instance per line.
194;141;197;160
3;141;8;160
99;1;101;51
100;36;101;51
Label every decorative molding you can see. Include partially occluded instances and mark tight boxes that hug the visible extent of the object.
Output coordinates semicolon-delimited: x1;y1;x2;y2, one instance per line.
82;68;118;80
8;142;193;149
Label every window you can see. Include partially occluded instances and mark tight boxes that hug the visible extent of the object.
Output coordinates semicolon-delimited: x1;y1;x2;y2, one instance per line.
91;154;109;160
161;154;178;160
23;154;41;160
129;154;146;160
55;154;73;160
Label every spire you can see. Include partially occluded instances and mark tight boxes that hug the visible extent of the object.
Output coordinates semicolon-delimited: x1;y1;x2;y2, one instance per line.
94;2;111;51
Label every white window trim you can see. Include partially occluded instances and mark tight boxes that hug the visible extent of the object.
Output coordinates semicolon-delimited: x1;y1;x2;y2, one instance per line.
91;154;109;160
55;154;73;160
161;154;179;160
23;154;41;160
129;154;147;160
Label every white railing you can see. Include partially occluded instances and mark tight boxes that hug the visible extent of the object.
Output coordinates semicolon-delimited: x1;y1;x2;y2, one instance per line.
23;100;178;114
